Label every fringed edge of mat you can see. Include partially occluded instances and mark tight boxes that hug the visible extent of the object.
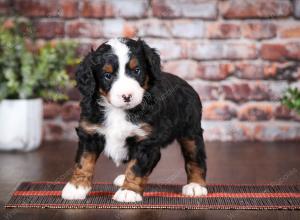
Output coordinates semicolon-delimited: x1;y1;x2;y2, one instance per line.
5;204;300;210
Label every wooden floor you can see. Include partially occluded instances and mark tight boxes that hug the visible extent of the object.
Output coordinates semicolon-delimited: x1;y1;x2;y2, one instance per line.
0;141;299;220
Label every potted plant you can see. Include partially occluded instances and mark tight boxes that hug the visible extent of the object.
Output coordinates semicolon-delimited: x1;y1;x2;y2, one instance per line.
0;18;77;151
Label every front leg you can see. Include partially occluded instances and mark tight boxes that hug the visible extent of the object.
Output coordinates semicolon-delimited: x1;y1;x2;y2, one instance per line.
113;146;161;202
62;128;104;200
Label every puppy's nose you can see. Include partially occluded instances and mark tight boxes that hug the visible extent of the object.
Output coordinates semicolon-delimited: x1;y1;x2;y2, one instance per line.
122;94;132;103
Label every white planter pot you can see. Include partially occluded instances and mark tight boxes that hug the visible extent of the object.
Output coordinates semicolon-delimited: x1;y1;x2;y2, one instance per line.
0;98;43;151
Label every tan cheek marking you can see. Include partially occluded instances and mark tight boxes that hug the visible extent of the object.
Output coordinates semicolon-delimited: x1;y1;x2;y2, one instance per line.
179;138;206;186
70;152;97;188
122;159;148;194
129;57;138;70
103;64;113;73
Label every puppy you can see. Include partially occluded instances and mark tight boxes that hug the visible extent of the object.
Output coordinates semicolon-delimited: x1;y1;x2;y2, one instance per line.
62;38;207;202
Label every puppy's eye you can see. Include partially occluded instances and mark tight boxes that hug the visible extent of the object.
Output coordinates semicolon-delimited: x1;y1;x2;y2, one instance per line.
103;73;112;80
134;67;141;75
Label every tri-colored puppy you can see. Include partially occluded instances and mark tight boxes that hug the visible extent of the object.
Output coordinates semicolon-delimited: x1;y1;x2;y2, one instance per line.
62;38;207;202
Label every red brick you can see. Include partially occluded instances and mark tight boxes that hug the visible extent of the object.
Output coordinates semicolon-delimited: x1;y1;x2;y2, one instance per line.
81;0;109;17
278;22;300;38
268;81;289;101
286;42;300;60
203;121;300;141
0;0;9;14
35;20;64;38
66;20;102;38
58;0;78;18
152;0;218;19
220;0;292;19
102;19;136;38
137;19;171;38
261;44;288;61
14;0;78;18
170;20;205;38
164;61;234;81
253;122;300;141
43;121;64;141
234;63;264;79
189;42;257;60
274;105;292;120
81;0;148;18
61;102;80;121
188;80;221;101
274;104;300;121
221;81;270;101
238;103;273;121
206;22;240;39
203;101;237;120
197;63;234;80
14;0;60;17
202;121;250;141
242;22;276;40
43;102;61;119
263;62;300;80
261;43;300;61
234;62;300;80
294;0;300;18
146;39;184;60
164;60;198;80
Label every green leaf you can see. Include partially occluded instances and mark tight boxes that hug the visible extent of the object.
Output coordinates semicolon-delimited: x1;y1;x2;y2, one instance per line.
281;87;300;114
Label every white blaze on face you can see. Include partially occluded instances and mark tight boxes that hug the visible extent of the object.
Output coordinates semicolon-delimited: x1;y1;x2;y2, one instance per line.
106;38;144;109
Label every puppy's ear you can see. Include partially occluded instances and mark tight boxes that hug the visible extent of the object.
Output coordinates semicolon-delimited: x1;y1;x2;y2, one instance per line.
75;52;95;97
138;39;161;80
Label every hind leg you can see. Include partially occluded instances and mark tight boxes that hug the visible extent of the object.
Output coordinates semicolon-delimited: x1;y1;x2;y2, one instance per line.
178;135;207;196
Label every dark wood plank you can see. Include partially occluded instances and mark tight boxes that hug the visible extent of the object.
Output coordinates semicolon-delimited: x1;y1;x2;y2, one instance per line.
1;141;300;220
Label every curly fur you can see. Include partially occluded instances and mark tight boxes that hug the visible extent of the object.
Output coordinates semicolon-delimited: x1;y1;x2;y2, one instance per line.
64;38;207;201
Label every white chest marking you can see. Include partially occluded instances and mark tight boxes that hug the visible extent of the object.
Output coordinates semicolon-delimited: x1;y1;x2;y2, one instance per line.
99;106;146;166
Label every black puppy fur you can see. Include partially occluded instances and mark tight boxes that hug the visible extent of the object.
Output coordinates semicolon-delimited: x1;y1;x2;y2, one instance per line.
67;38;207;198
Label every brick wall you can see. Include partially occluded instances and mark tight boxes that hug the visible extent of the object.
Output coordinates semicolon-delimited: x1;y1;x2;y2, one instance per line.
2;0;300;141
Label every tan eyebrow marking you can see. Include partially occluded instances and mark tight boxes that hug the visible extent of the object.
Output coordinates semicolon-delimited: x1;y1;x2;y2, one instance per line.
103;64;113;73
129;57;138;70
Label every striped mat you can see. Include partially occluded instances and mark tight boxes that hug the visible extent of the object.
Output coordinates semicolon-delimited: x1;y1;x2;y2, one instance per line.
5;182;300;210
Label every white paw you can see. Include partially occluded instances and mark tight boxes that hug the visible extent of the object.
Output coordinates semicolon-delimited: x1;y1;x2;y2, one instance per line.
112;189;142;202
61;182;91;200
113;174;126;187
182;182;208;196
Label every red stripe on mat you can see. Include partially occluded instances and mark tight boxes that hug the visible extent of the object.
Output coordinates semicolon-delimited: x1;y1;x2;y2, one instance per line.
13;190;300;198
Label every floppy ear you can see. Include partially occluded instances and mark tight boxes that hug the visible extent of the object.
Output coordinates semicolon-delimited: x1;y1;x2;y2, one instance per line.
139;39;161;80
75;52;95;97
